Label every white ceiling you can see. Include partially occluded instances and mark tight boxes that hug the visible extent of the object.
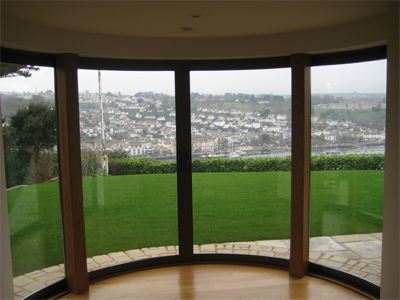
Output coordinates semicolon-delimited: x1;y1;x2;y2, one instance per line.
1;1;392;38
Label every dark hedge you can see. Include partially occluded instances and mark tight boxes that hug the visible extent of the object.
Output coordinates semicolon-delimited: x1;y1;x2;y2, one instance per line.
108;154;384;176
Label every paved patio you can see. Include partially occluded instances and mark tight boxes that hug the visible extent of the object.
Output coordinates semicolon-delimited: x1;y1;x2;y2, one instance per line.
13;233;381;299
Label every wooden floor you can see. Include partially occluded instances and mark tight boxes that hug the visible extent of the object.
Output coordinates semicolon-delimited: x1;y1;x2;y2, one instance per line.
60;264;368;299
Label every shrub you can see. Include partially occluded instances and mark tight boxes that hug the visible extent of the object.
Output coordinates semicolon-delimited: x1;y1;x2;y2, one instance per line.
81;150;103;176
310;154;384;171
108;154;384;176
108;158;176;175
26;151;58;184
5;150;58;187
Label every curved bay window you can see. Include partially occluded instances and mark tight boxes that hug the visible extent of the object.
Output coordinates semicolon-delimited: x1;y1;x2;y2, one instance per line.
0;63;65;299
190;69;291;258
0;47;387;299
78;70;178;270
309;60;386;286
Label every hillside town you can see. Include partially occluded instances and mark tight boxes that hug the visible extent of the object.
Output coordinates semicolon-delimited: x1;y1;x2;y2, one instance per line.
0;90;385;159
78;91;386;159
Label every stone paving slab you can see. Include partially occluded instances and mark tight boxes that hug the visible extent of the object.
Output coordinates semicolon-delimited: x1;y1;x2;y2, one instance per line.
344;240;382;258
12;233;382;299
310;236;346;252
332;234;377;243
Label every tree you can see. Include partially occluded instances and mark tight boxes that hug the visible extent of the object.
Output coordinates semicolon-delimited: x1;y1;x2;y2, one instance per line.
3;103;57;185
1;62;43;186
10;103;57;161
0;63;39;78
2;124;30;187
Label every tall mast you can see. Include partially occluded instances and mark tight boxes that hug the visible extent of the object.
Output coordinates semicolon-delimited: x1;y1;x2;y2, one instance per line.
98;70;105;154
98;70;108;175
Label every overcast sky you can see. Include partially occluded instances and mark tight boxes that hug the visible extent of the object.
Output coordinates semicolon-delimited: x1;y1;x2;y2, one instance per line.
0;59;386;95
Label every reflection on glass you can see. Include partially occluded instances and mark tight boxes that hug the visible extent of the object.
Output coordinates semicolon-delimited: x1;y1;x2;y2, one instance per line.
0;63;64;298
310;60;386;286
78;70;178;271
191;69;291;258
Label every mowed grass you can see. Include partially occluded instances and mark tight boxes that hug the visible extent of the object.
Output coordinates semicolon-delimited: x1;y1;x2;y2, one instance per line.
7;170;383;276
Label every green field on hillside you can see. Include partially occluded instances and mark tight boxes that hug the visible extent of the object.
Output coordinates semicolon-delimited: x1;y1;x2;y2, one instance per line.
7;170;383;276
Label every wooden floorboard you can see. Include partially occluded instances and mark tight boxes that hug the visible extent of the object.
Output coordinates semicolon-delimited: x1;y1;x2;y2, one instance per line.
59;264;368;299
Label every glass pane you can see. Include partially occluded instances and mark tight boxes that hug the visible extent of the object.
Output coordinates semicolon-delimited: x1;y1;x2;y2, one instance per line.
191;69;291;258
310;60;386;285
0;63;65;299
78;70;178;271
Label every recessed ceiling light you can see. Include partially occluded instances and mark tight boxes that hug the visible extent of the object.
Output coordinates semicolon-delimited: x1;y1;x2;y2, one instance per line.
182;27;193;31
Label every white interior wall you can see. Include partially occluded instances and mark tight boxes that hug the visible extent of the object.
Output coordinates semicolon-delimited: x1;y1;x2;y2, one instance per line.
381;3;400;299
1;15;386;59
0;105;14;299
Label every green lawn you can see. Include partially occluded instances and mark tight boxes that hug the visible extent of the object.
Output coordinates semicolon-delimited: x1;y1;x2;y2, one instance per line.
7;170;383;276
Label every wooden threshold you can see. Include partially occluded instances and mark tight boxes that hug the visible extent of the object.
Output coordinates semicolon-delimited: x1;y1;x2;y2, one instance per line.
60;264;368;300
